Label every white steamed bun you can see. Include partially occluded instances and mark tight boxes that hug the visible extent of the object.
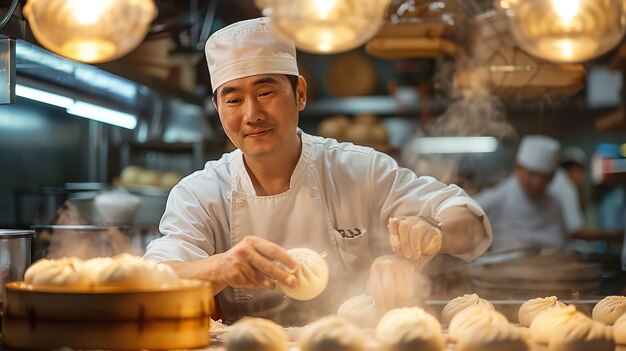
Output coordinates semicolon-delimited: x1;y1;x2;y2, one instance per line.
442;293;494;325
299;315;367;351
456;323;530;351
518;296;566;327
530;304;588;344
448;304;509;342
278;248;328;301
549;317;614;351
337;293;381;328
96;253;179;288
376;307;445;351
225;317;288;351
592;295;626;325
24;257;89;287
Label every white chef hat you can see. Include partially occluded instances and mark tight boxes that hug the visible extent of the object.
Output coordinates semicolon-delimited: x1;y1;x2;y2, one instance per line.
204;17;299;93
516;135;560;174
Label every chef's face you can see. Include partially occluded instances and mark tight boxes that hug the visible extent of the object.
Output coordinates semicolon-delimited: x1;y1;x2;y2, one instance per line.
514;164;554;199
214;74;307;159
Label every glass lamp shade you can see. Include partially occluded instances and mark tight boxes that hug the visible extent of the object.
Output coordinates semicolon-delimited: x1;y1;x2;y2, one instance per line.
23;0;157;63
270;0;391;54
496;0;626;63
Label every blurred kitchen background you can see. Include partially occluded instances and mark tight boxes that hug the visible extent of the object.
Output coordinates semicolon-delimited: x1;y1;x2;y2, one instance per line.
1;0;626;294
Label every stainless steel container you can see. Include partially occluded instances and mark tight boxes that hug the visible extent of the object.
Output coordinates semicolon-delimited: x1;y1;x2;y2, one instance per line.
0;229;34;305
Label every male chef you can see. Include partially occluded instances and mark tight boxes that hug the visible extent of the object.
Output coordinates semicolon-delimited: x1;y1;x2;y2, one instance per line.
476;135;566;251
144;17;493;325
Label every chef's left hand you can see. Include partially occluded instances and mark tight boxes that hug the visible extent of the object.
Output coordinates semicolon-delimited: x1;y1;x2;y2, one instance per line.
366;255;415;311
388;216;442;264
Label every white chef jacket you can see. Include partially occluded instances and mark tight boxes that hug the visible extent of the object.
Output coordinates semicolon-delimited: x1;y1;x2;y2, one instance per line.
145;130;492;324
476;174;567;251
549;169;584;234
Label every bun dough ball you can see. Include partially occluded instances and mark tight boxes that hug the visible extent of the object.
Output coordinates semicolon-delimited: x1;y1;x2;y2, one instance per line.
25;257;89;287
593;296;626;325
278;248;328;301
376;307;445;351
160;171;183;188
138;169;161;186
80;256;114;284
549;318;614;351
337;293;381;328
120;165;143;185
456;323;530;351
299;315;367;351
96;253;179;288
226;317;288;351
530;304;588;344
353;113;379;126
318;115;350;140
448;304;509;342
519;296;566;327
442;293;494;325
613;312;626;344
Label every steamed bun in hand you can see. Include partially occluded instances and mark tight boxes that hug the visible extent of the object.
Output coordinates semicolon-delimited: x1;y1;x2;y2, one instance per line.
278;248;328;301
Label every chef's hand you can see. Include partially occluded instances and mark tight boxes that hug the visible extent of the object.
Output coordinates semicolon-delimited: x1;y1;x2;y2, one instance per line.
366;255;415;311
388;216;442;265
216;236;299;291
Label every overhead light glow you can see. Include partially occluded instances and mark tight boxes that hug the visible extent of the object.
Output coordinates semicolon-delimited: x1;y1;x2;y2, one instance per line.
414;137;499;154
15;84;74;109
15;84;137;129
67;101;137;129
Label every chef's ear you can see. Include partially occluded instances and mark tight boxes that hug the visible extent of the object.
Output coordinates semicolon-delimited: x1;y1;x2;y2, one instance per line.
296;76;307;111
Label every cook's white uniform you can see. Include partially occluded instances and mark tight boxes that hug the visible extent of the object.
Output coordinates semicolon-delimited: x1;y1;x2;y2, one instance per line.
145;131;492;324
549;169;584;234
476;174;567;251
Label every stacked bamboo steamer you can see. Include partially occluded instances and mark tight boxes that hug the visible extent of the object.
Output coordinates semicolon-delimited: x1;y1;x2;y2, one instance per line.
455;11;586;99
318;114;390;152
366;0;463;59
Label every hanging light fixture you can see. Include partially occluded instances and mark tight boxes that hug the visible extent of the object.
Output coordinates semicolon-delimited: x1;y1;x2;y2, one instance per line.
23;0;157;64
496;0;626;63
267;0;391;54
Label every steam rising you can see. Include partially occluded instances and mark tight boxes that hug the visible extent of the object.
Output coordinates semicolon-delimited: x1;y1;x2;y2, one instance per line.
37;201;140;260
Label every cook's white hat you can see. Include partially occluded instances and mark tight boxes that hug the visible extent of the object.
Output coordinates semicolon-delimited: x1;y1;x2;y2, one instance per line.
205;17;299;93
516;135;560;174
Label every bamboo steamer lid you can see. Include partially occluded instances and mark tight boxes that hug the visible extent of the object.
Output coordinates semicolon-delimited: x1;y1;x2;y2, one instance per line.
2;280;213;350
326;52;378;97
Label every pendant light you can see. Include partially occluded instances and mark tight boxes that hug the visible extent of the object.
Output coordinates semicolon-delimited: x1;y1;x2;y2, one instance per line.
496;0;626;63
267;0;391;54
23;0;157;64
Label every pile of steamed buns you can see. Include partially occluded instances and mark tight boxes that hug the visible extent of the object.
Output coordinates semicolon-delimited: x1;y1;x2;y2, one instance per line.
225;293;626;351
24;253;180;289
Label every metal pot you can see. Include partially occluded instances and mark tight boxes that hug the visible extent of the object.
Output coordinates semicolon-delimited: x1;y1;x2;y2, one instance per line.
31;225;132;261
0;230;34;306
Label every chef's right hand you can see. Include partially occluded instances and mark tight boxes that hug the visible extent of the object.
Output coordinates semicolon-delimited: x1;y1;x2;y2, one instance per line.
216;236;299;290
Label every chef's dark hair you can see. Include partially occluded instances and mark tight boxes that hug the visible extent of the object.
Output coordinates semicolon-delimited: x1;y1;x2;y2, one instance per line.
212;75;300;108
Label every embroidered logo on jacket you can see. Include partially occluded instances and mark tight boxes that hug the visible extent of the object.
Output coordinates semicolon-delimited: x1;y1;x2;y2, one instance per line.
337;227;365;239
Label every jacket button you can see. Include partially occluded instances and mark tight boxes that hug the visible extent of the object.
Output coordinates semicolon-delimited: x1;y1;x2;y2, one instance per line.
309;187;318;197
235;199;246;207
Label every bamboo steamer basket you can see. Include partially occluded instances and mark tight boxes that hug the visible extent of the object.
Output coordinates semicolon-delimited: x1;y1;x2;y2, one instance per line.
2;280;213;350
455;11;586;99
366;0;462;58
468;254;602;299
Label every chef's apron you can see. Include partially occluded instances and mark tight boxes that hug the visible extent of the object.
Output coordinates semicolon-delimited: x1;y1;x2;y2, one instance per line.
216;145;369;325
